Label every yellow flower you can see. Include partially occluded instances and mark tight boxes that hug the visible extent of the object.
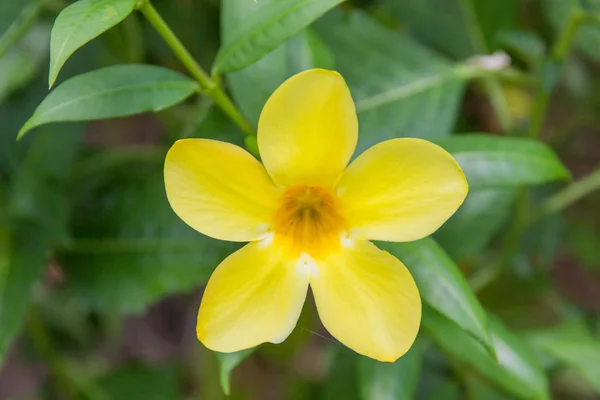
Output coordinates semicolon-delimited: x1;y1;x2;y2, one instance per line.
164;69;468;362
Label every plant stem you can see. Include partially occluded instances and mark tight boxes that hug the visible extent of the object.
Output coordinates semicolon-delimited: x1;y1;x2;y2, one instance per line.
529;7;584;139
542;167;600;214
136;0;254;136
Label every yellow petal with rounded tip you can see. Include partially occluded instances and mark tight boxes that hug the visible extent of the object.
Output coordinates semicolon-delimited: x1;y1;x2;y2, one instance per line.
337;138;468;242
164;139;280;242
257;69;358;188
310;240;421;362
197;241;309;352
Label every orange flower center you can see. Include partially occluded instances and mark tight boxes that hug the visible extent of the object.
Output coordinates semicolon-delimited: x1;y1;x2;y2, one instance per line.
272;185;347;258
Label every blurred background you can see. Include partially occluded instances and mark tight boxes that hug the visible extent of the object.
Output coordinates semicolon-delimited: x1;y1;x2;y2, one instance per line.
1;0;600;399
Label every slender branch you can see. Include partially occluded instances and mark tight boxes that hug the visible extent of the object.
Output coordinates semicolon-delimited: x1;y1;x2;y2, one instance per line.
529;7;584;139
136;0;254;136
542;167;600;214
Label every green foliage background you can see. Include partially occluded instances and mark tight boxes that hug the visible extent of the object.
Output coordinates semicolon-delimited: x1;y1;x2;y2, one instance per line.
1;0;600;399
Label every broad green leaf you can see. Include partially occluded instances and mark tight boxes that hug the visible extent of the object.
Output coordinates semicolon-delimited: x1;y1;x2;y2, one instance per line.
213;0;343;74
377;0;519;59
48;0;137;88
358;342;422;400
87;363;179;400
524;322;600;393
436;134;571;188
378;238;493;355
215;348;256;395
435;188;517;261
0;125;81;366
424;309;550;400
314;11;467;151
0;25;50;103
222;0;334;125
58;162;238;314
18;65;198;139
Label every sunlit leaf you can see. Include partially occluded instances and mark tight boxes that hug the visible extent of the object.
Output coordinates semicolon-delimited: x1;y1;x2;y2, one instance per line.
48;0;137;87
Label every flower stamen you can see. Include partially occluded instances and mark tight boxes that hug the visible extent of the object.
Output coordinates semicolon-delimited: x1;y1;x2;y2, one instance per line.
272;185;346;258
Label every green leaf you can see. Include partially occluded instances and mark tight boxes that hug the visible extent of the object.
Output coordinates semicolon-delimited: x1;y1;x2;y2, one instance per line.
18;64;198;139
213;0;343;74
48;0;137;88
524;322;600;393
88;363;179;400
0;124;82;366
314;10;467;152
424;308;550;400
357;342;422;400
58;162;238;314
435;188;517;261
377;0;519;59
378;238;493;356
436;134;571;188
0;25;50;103
222;0;334;126
215;348;256;395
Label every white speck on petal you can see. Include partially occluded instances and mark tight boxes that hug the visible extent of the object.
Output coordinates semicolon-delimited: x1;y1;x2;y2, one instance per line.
340;232;355;248
258;232;274;248
296;253;319;277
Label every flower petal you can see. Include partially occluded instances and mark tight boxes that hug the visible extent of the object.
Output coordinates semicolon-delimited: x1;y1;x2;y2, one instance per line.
337;138;468;242
165;139;280;242
257;69;358;188
197;241;309;352
310;240;421;362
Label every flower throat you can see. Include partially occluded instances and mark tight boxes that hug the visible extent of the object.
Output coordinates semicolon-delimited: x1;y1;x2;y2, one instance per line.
272;185;346;258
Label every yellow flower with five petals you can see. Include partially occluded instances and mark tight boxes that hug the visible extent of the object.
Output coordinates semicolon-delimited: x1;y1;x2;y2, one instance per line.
164;69;468;362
